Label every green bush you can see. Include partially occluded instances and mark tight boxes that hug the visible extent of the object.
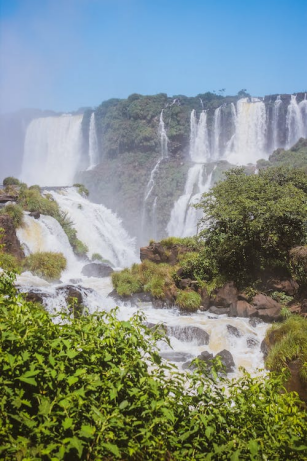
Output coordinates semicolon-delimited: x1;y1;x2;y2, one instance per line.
175;290;202;312
3;176;20;186
73;183;89;197
56;212;88;257
1;271;307;460
0;252;21;272
23;252;67;281
265;316;307;383
0;203;24;228
112;268;142;296
18;187;59;217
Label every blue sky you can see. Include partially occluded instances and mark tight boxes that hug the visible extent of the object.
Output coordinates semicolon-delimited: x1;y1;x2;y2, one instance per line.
0;0;306;113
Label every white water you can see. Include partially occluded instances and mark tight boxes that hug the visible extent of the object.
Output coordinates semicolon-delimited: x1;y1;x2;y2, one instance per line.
159;109;169;158
212;105;222;160
299;94;307;138
87;113;99;169
21;114;83;186
48;188;138;268
190;110;210;162
225;98;267;164
286;95;304;148
167;165;213;237
272;95;283;151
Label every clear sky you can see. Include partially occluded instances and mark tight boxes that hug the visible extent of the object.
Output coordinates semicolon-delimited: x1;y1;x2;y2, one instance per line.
0;0;306;113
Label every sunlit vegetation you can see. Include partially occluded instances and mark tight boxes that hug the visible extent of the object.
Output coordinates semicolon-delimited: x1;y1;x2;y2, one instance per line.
0;203;24;228
23;252;67;281
1;271;307;460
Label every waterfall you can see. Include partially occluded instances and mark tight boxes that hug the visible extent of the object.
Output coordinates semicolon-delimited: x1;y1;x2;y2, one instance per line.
87;112;99;169
190;110;210;162
271;95;283;151
159;109;169;158
286;95;304;148
16;213;83;279
167;165;213;237
48;188;138;268
21;114;83;186
212;106;222;160
225;98;267;164
299;94;307;138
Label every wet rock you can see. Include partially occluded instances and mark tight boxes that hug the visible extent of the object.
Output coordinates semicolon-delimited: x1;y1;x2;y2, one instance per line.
267;278;299;296
29;211;40;219
208;306;230;315
215;349;235;373
230;300;258;318
166;325;209;345
246;337;259;348
210;282;238;309
0;214;24;259
82;263;113;278
285;359;307;403
200;286;210;311
56;285;92;317
249;317;264;327
108;289;153;306
22;289;50;305
198;350;214;363
226;324;243;338
0;194;17;203
160;351;194;362
250;294;282;322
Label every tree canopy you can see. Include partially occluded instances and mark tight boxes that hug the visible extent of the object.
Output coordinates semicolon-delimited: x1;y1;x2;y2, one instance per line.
197;167;307;285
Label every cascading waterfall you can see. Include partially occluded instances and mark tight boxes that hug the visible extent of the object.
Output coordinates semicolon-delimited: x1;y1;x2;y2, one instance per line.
21;114;83;186
271;95;283;151
190;110;210;162
299;93;307;138
141;110;169;240
286;95;304;148
212;105;222;160
16;213;83;280
225;98;267;164
87;112;99;169
48;188;138;268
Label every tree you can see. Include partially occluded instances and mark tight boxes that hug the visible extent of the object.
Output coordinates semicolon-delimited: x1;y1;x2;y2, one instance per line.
197;167;307;285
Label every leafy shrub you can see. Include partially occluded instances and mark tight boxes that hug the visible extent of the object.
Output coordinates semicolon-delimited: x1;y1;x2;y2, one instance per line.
112;268;142;296
56;211;88;257
271;291;293;306
289;245;307;285
0;252;21;272
1;271;307;460
266;316;307;383
73;183;89;197
18;187;59;217
0;203;24;228
23;252;67;281
28;185;41;192
3;176;20;186
175;290;202;312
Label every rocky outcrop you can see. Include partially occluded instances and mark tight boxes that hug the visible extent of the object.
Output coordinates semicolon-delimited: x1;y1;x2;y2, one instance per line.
166;325;209;345
229;292;282;322
56;285;93;317
183;349;235;374
81;262;113;278
0;214;24;259
209;282;238;312
140;242;189;265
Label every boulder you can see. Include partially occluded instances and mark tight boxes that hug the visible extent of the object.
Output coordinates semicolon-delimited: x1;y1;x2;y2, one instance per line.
226;324;243;338
160;351;194;362
285;359;307;403
108;289;153;306
210;282;238;310
29;211;40;219
251;294;282;322
230;300;257;318
166;325;210;345
198;350;214;363
56;285;92;317
0;214;24;259
81;263;113;278
208;306;230;315
246;337;259;348
267;278;299;296
215;349;235;373
22;289;49;305
200;286;210;311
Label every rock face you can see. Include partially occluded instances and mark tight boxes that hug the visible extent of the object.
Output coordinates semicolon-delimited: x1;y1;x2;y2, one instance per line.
56;285;92;317
166;325;209;345
230;292;282;322
81;263;113;278
210;282;238;310
0;214;24;259
140;242;187;265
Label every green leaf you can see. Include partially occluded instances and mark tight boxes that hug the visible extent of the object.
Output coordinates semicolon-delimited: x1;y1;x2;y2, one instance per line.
17;377;37;386
102;442;120;458
248;439;259;455
79;424;95;438
67;350;78;359
119;400;129;410
62;417;73;430
67;376;78;386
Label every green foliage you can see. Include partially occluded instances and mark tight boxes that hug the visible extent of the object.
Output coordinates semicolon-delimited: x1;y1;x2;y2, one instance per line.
159;236;200;250
175;290;202;312
0;203;24;228
73;183;89;197
111;268;142;296
271;291;293;306
18;186;59;217
54;211;88;257
289;246;307;285
0;252;21;273
28;185;41;192
258;138;307;171
197;167;307;286
266;316;307;383
23;252;67;281
3;176;20;186
1;271;307;460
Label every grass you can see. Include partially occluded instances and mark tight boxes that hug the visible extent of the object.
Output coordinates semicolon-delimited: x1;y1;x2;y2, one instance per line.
265;315;307;383
175;290;202;312
0;252;21;273
0;204;24;228
23;252;67;281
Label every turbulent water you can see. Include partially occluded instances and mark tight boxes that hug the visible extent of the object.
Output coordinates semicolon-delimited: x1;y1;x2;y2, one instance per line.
21;114;83;186
87;112;99;169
